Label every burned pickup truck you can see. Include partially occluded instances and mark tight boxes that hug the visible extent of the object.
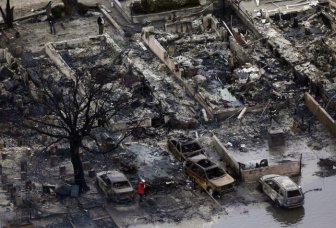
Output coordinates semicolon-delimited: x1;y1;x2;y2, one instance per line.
167;137;206;161
184;154;235;195
168;136;235;195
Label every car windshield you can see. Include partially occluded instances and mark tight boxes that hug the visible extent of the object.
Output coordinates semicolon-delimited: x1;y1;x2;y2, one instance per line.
197;159;214;168
287;190;301;197
206;167;225;179
112;181;130;189
181;142;202;152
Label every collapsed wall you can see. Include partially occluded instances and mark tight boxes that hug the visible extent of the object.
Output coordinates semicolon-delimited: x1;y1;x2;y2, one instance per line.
45;34;122;81
165;20;193;33
0;49;15;65
0;48;29;82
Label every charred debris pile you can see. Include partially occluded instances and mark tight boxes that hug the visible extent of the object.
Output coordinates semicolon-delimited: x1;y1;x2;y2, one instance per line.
152;18;303;111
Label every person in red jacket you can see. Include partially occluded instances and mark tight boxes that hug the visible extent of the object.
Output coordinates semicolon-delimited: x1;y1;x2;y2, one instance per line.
137;180;145;203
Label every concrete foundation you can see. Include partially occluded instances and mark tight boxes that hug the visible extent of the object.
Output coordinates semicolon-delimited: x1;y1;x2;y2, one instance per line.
212;135;240;175
305;92;336;136
44;34;173;132
142;22;264;121
111;0;132;24
142;26;214;119
99;5;125;36
212;135;301;182
240;162;301;182
45;34;122;80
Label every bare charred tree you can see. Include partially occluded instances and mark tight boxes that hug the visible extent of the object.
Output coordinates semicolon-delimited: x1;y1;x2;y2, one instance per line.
62;0;79;16
0;0;14;28
23;68;134;193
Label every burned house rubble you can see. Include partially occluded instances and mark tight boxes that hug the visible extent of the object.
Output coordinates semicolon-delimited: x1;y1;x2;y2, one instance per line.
141;14;301;122
1;0;336;227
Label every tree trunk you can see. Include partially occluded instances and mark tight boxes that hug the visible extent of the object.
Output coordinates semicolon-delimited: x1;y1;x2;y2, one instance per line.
62;0;78;16
70;137;89;193
0;0;14;28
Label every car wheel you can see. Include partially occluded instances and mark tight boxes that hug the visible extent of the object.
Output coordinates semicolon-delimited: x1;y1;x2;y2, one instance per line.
257;182;262;192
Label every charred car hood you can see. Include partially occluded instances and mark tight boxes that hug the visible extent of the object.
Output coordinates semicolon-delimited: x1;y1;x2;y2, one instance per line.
113;187;134;194
209;175;235;187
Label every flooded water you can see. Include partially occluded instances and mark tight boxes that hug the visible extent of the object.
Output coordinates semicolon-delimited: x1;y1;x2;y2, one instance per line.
129;135;336;228
214;161;336;228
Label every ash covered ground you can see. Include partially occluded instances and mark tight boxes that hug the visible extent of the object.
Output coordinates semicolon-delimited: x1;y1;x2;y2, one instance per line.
1;1;336;228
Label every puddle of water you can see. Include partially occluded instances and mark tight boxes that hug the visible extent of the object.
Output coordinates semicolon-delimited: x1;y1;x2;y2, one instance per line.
213;204;305;228
214;161;336;228
219;88;241;107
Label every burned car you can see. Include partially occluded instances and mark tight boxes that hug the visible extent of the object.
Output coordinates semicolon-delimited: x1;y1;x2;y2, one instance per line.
183;154;235;195
259;174;304;208
167;137;206;161
96;170;134;202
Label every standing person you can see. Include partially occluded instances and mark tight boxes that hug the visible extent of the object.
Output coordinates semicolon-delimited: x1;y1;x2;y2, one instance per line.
97;15;105;35
137;180;145;203
48;14;56;35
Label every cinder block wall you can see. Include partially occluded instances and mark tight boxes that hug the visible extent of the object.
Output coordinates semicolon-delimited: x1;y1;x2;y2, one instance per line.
212;135;240;175
212;135;301;182
304;92;336;136
241;162;301;182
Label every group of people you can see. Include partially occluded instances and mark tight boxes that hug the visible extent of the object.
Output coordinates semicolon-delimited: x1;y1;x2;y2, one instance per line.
43;1;109;35
46;12;105;35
